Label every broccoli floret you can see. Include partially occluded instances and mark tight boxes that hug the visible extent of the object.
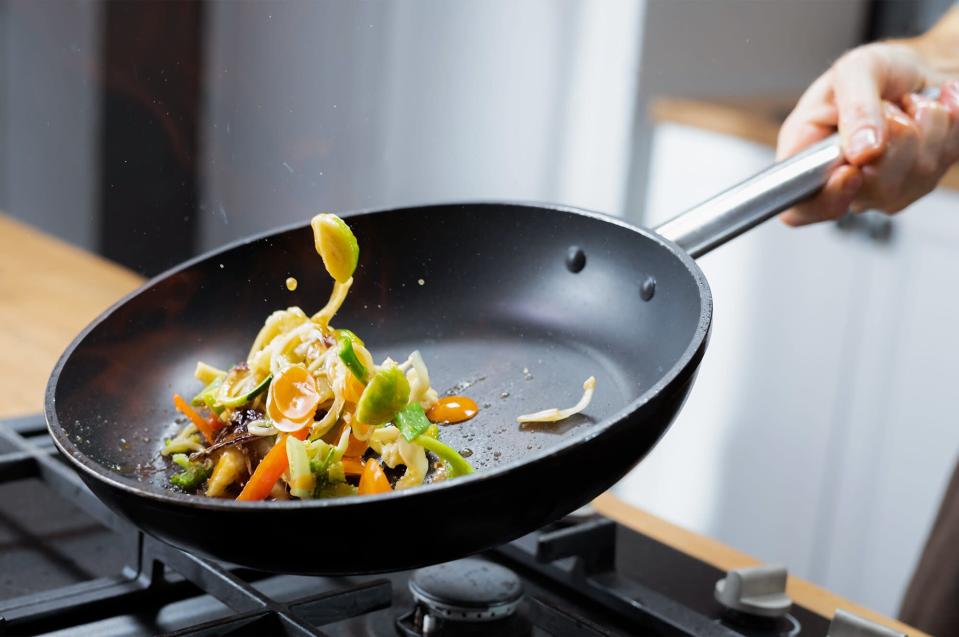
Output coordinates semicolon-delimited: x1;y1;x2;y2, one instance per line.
169;454;213;491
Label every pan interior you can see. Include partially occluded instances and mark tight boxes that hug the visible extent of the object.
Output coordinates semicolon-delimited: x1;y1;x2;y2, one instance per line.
51;203;706;496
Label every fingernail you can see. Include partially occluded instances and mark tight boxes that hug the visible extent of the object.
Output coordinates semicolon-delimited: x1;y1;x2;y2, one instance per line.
847;127;880;160
842;172;863;197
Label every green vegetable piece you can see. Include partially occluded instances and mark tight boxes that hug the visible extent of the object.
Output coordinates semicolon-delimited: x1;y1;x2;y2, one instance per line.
220;374;272;408
337;335;369;383
191;375;224;408
416;435;475;478
355;365;410;427
336;328;364;347
395;403;432;442
169;453;213;491
311;213;359;283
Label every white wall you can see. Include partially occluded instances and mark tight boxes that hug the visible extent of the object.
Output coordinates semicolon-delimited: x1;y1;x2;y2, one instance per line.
199;0;643;249
617;122;959;617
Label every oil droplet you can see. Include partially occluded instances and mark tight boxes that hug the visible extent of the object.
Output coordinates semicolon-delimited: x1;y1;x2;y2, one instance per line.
460;448;474;458
500;391;510;399
286;276;298;291
417;278;425;286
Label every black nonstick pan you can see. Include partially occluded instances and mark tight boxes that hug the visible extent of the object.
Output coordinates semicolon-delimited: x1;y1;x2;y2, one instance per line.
46;136;844;574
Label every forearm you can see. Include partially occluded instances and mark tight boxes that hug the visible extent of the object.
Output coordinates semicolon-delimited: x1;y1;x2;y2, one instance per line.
905;7;959;79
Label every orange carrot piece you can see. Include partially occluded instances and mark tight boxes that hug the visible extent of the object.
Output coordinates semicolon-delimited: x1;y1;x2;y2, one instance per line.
341;457;365;475
345;432;368;458
237;434;289;501
235;426;310;502
358;459;391;495
173;393;217;444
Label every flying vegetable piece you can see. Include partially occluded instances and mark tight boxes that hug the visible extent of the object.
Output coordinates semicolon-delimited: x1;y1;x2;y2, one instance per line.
311;213;359;284
337;333;369;383
415;435;474;478
170;454;213;491
356;365;410;427
395;403;433;442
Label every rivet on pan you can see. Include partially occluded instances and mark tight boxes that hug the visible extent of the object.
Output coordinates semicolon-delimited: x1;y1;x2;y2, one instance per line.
566;246;586;273
640;276;656;301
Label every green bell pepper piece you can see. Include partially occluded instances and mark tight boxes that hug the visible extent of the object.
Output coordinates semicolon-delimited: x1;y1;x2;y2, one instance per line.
395;403;432;442
416;435;474;478
337;334;369;383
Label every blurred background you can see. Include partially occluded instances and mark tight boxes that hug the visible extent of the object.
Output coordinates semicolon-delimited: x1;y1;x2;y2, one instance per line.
3;0;959;620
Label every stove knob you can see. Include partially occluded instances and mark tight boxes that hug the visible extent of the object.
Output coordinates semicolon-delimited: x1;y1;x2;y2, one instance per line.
827;609;905;637
714;564;791;618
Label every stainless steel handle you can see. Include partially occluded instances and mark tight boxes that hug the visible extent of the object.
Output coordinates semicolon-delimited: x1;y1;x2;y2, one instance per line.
654;134;843;258
656;87;941;258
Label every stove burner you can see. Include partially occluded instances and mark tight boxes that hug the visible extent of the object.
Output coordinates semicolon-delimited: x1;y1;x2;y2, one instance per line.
410;558;523;622
403;558;525;635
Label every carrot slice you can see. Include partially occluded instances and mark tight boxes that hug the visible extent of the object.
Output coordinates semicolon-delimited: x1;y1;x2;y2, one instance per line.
173;393;218;444
235;426;310;502
345;432;368;457
237;435;288;501
358;458;391;495
341;457;365;475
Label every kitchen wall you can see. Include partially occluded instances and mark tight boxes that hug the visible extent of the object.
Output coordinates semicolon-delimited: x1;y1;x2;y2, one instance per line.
198;0;643;249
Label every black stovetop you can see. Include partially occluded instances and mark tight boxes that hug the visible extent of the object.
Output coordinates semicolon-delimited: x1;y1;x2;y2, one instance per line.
0;414;831;636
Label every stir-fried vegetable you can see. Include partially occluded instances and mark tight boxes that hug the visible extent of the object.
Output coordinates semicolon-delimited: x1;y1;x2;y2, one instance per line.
356;365;410;427
206;447;246;497
337;333;369;383
395;403;432;442
163;212;490;500
173;394;221;444
220;373;272;408
312;213;359;283
170;454;213;491
268;366;321;432
358;458;391;495
416;435;474;478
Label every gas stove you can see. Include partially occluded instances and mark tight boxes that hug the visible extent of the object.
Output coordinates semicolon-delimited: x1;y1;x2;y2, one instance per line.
0;415;891;636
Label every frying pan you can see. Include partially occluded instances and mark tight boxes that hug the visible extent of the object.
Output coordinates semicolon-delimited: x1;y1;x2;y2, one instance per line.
46;135;843;574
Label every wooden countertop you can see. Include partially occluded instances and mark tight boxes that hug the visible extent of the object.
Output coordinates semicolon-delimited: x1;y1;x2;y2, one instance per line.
649;96;959;191
1;213;925;636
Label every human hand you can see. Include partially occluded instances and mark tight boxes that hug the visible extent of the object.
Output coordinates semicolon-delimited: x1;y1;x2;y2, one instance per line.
776;42;959;226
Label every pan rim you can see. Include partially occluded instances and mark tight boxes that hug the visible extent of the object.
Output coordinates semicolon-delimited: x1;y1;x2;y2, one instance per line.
45;200;712;511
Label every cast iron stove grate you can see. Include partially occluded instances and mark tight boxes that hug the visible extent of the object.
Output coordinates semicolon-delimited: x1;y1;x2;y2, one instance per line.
0;415;830;636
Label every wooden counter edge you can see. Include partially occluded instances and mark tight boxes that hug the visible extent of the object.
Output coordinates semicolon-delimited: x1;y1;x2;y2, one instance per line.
594;493;928;637
649;96;959;192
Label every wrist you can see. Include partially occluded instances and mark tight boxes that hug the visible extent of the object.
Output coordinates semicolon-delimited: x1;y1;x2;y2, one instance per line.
899;26;959;80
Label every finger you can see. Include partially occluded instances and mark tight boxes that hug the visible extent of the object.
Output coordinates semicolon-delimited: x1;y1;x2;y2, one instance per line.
777;71;837;160
940;81;959;161
832;49;887;164
832;45;925;165
853;103;920;211
780;164;862;226
903;93;950;173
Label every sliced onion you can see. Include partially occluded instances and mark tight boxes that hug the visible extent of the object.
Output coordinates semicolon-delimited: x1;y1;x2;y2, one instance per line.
516;376;596;423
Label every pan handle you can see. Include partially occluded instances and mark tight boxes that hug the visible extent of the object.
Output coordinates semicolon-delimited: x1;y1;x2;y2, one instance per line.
656;87;941;258
653;134;842;258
